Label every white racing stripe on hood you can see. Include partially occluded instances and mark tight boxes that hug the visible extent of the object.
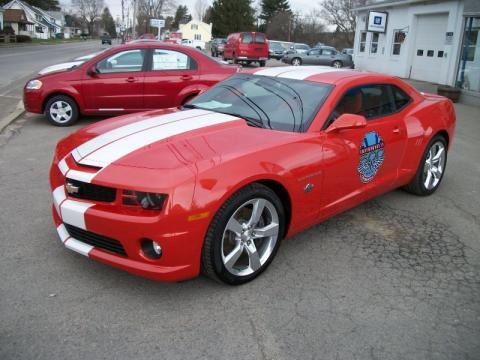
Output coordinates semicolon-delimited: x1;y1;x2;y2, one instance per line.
255;66;345;80
75;109;212;159
78;111;239;168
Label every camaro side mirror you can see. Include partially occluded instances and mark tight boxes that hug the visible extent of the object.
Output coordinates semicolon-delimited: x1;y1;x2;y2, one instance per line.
325;113;367;133
87;66;97;77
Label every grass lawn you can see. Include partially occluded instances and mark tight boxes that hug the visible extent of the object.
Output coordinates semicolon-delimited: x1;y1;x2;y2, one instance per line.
0;38;94;46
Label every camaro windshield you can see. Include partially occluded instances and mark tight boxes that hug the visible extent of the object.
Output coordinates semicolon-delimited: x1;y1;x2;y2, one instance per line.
187;74;332;132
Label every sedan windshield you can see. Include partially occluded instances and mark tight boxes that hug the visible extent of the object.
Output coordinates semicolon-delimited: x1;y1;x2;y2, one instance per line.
186;74;332;132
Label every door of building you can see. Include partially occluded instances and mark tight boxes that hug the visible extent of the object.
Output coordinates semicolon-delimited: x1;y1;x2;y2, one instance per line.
410;13;449;83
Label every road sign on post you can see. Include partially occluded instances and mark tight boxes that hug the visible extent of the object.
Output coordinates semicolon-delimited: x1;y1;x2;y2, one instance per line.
150;19;165;40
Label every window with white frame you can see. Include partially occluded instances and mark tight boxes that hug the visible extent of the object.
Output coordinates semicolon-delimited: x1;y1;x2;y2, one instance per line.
370;33;379;54
359;31;367;52
392;30;406;55
194;34;201;40
191;24;198;30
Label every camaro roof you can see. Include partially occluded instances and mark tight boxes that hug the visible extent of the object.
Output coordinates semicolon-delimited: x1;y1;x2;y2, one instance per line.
247;66;389;85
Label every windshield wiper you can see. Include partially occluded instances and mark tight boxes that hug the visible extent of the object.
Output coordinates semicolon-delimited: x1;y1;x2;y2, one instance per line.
180;103;201;110
221;112;264;128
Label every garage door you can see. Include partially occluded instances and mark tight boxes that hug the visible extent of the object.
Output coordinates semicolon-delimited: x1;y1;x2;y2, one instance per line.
410;13;448;83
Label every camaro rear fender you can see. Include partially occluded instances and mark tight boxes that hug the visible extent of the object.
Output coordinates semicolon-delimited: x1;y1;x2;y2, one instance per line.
398;95;455;184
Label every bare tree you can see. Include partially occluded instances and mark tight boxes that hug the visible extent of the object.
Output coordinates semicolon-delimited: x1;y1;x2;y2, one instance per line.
320;0;366;46
137;0;175;19
73;0;105;36
194;0;208;21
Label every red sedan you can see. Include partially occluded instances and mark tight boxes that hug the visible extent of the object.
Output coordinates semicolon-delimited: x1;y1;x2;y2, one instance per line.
24;41;237;126
50;66;455;284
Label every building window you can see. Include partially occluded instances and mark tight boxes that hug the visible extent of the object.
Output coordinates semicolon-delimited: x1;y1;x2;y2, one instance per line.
191;24;198;30
392;30;406;55
456;17;480;92
194;34;201;40
370;33;379;54
359;31;367;53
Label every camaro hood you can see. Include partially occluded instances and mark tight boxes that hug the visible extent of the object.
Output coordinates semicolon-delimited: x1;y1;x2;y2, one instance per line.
66;108;296;174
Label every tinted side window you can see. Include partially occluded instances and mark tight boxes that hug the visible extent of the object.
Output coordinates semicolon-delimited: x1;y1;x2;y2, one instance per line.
151;49;197;70
96;50;145;73
242;33;253;44
360;85;395;119
321;49;335;56
309;49;321;55
392;85;412;111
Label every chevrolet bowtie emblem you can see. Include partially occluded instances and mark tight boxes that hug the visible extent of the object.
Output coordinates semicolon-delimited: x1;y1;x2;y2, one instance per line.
66;182;80;195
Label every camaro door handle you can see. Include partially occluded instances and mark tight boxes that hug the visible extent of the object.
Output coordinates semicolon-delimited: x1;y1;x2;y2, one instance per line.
181;75;193;81
126;77;137;82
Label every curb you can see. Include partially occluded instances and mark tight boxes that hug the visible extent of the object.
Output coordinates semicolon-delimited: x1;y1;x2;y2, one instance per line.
0;100;26;133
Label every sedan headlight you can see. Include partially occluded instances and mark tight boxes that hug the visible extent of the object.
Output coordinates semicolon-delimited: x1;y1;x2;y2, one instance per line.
26;79;43;90
122;190;167;210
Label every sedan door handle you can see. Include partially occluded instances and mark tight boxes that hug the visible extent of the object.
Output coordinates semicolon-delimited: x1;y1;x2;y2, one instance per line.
126;77;137;83
181;75;193;81
393;128;401;134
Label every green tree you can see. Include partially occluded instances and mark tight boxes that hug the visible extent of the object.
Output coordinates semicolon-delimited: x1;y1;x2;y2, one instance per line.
172;5;191;30
210;0;255;37
101;7;116;37
260;0;290;23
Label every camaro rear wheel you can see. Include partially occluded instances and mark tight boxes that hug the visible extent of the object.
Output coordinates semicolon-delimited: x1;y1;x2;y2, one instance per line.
45;95;79;127
404;135;447;195
201;183;285;285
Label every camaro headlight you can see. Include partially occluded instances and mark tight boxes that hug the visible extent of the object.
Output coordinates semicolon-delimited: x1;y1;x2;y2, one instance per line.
122;190;167;210
26;79;43;90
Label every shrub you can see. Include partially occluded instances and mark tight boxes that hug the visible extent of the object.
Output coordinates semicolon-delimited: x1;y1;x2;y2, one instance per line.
16;35;32;42
2;25;15;35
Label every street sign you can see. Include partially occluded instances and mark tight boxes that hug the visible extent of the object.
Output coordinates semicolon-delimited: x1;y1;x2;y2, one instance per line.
150;19;165;28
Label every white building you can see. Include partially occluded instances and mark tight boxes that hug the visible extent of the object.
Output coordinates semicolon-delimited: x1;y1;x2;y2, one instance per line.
353;0;480;105
0;7;4;31
179;20;212;42
3;0;62;39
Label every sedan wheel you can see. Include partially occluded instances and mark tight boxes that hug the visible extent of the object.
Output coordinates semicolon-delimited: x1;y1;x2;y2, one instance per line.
202;183;285;285
291;58;302;66
332;60;343;68
45;95;79;127
404;135;448;196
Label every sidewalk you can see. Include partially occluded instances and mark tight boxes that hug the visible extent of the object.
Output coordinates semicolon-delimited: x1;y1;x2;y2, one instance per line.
0;96;24;133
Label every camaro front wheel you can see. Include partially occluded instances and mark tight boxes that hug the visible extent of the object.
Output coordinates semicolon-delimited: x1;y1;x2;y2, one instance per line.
404;135;447;195
201;183;285;285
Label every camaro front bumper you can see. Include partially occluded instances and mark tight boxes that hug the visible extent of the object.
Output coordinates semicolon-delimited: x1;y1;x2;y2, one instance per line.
50;159;206;282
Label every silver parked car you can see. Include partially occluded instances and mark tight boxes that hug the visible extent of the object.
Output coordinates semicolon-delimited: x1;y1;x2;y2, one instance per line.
282;46;354;68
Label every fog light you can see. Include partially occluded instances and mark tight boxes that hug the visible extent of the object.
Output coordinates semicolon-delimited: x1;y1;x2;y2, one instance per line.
141;239;162;259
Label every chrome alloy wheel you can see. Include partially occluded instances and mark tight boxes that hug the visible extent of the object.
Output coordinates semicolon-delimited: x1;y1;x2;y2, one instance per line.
221;198;280;276
50;101;73;124
423;140;446;190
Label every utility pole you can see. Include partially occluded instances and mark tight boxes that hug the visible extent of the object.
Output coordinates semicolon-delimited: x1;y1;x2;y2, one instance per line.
132;0;137;39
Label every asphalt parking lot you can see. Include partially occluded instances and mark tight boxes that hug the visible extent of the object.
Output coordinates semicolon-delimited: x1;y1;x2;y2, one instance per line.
1;85;479;359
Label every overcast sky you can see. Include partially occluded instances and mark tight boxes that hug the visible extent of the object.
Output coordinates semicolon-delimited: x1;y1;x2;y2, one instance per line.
95;0;321;23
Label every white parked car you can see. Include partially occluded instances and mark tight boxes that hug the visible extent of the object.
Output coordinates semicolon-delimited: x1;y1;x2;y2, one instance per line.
181;39;206;51
38;51;107;75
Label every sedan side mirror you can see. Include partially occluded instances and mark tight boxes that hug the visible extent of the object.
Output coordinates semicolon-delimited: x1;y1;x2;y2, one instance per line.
87;65;97;77
325;113;367;133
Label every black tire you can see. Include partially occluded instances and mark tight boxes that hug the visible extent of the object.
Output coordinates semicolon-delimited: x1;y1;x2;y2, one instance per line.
291;57;302;66
44;95;79;127
201;183;285;285
332;60;343;68
404;135;448;196
233;53;239;64
259;60;266;67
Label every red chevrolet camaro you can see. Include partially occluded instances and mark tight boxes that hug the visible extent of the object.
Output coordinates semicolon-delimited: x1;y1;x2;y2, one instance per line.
23;41;237;126
50;66;455;285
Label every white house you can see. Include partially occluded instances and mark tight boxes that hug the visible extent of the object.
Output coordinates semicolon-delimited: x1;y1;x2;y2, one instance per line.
353;0;480;105
179;19;212;42
3;0;62;39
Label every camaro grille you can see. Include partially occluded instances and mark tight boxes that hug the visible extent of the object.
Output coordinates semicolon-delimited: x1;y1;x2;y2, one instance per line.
65;224;127;256
66;178;116;202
